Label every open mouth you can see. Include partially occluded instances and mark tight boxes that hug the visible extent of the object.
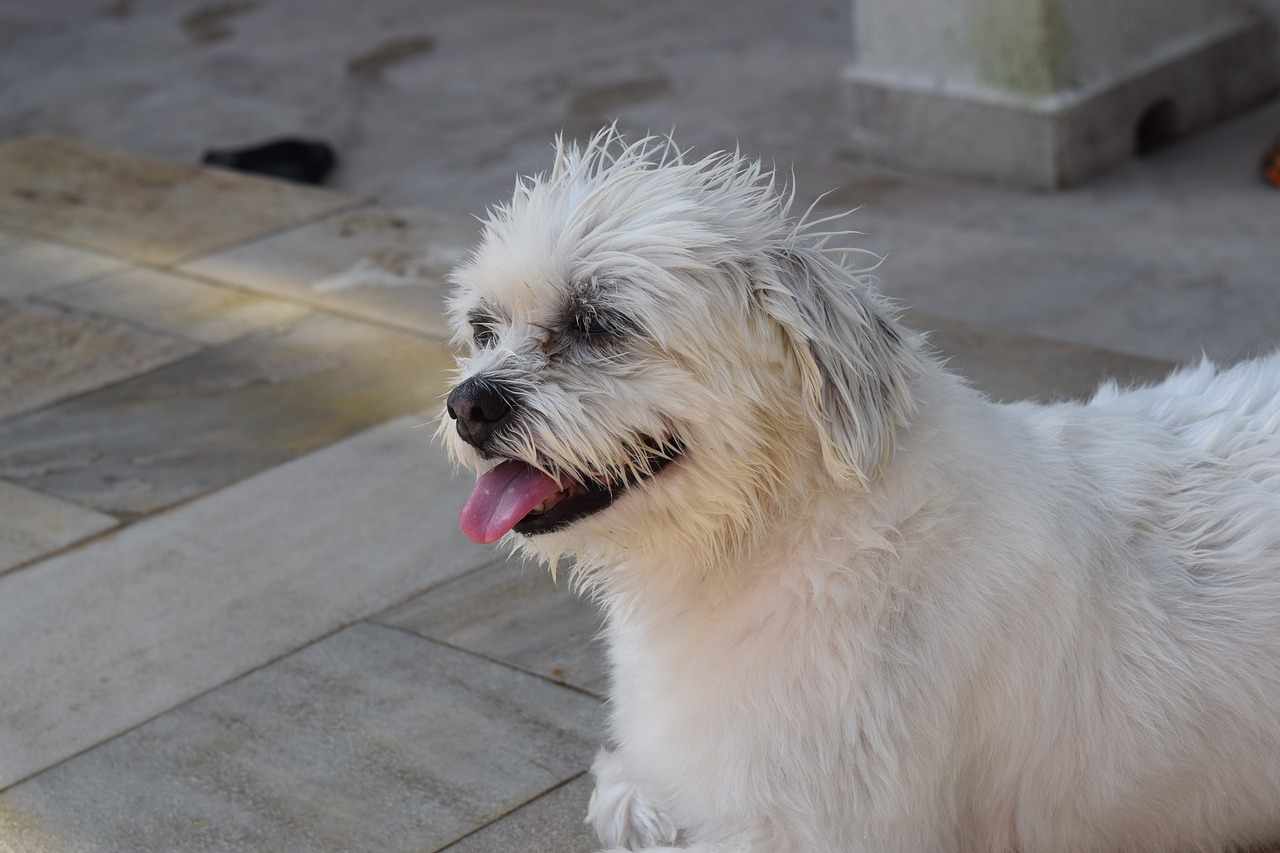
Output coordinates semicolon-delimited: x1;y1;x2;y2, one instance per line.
459;438;682;544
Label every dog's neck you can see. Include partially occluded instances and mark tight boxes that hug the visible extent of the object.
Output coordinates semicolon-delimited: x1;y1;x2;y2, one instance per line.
563;447;836;608
579;363;984;623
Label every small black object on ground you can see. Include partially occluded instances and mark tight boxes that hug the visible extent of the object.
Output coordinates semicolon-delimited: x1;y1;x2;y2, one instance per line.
202;138;337;185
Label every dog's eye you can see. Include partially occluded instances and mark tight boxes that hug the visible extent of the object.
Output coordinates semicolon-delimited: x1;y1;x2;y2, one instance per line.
572;309;621;342
470;321;498;348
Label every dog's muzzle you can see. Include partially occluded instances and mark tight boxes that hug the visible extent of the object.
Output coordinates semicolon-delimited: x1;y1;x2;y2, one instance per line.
447;377;516;450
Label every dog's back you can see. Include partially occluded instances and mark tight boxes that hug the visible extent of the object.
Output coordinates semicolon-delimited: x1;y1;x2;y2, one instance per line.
969;352;1280;851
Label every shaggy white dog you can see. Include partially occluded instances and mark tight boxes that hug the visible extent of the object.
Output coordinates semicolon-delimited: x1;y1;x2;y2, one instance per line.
441;129;1280;852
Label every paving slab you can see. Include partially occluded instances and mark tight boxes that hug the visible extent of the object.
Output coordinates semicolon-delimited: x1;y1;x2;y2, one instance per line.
43;265;311;346
0;236;129;298
867;219;1280;366
180;204;480;339
0;134;359;265
0;297;198;421
0;416;493;789
957;99;1280;257
0;480;117;576
0;622;601;853
907;311;1177;403
0;229;27;257
377;560;609;698
440;774;601;853
0;312;455;516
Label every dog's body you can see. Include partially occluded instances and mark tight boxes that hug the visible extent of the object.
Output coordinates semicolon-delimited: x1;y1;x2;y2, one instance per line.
442;131;1280;852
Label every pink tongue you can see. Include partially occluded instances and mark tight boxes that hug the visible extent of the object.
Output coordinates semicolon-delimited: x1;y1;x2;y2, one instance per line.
459;460;566;543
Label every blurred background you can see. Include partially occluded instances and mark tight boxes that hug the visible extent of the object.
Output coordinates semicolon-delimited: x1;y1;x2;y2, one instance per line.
3;0;1271;213
0;0;861;216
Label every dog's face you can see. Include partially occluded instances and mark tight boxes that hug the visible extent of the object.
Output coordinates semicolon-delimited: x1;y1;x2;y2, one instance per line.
441;132;920;573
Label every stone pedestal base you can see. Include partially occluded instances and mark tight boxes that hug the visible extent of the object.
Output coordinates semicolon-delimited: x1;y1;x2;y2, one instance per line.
843;17;1278;187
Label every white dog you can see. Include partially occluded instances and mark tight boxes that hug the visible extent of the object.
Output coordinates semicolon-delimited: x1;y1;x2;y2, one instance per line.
441;129;1280;852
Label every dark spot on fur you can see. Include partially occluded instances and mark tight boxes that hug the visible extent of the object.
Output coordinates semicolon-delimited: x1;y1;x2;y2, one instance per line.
875;313;902;348
467;307;501;348
562;281;642;347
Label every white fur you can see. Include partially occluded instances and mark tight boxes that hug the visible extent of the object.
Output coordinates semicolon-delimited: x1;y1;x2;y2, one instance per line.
442;128;1280;852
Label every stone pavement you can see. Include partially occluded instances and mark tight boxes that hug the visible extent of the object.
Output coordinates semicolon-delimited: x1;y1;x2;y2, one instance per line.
0;134;606;852
0;107;1276;851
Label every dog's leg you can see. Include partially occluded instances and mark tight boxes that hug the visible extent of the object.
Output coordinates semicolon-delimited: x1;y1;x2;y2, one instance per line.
587;748;679;849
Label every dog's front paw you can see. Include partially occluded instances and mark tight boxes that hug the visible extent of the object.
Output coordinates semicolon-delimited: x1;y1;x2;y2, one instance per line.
587;749;678;849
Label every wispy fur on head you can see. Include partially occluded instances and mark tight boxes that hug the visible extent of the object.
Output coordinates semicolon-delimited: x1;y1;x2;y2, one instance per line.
443;128;922;584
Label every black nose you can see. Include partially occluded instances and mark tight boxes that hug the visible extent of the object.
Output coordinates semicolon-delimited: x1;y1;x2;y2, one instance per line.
447;378;514;449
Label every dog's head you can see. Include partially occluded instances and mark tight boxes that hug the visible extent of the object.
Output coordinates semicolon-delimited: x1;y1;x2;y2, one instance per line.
441;130;921;573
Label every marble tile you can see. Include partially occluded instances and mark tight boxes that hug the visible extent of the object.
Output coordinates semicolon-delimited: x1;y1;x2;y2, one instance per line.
0;313;455;515
0;134;359;265
907;311;1176;403
0;297;198;421
377;560;609;698
180;205;480;339
0;623;600;852
45;266;311;346
440;774;601;853
0;237;128;298
0;480;117;576
0;418;494;789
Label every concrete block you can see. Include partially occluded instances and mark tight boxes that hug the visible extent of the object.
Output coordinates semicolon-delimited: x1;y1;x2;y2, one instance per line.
843;1;1280;186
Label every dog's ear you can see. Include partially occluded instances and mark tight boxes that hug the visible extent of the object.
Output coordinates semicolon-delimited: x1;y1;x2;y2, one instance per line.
755;247;920;486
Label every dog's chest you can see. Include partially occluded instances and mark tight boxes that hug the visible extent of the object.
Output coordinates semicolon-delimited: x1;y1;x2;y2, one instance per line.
604;579;900;826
